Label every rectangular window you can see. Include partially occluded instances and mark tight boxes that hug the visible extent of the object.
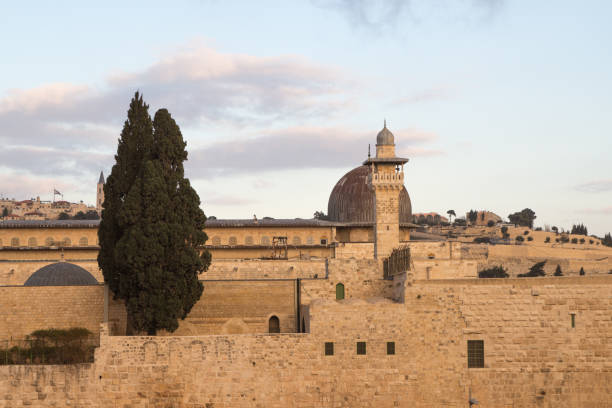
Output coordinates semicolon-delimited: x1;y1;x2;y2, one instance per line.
324;342;334;356
467;340;484;368
386;341;395;355
571;313;575;328
356;341;366;355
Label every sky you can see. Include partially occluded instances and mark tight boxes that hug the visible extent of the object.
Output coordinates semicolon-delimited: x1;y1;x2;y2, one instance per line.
0;0;610;236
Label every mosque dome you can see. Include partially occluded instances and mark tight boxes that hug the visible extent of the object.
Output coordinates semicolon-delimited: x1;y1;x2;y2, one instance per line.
24;262;98;286
327;165;412;223
376;124;394;145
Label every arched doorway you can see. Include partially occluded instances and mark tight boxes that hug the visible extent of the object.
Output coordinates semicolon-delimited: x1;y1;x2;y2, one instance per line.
336;283;345;300
268;316;280;333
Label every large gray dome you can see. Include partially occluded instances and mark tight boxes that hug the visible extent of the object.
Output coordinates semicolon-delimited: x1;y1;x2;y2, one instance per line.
327;165;412;223
24;262;98;286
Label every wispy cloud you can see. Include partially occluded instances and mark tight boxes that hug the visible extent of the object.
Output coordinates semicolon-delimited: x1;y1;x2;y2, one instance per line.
574;179;612;193
312;0;504;33
187;126;441;177
393;86;455;105
0;41;355;197
579;206;612;215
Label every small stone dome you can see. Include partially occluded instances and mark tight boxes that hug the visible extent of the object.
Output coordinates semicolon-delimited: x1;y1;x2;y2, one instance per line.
327;165;412;223
24;262;98;286
376;124;394;145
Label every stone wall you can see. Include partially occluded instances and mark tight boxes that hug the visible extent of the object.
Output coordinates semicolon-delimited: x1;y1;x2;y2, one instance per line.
203;258;326;280
334;242;374;259
0;285;106;341
2;276;610;407
0;254;101;285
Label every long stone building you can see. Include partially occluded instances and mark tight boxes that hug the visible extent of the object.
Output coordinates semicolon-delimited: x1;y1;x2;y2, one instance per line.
0;125;610;407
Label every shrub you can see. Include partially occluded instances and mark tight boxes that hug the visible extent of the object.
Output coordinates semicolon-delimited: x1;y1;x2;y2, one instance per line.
524;230;530;235
555;238;560;243
518;260;546;277
487;220;495;227
545;237;551;243
554;265;563;276
589;239;594;244
527;236;533;241
560;235;570;243
579;238;585;244
535;227;542;231
473;237;491;244
579;267;585;276
516;236;524;242
571;238;578;244
478;266;509;278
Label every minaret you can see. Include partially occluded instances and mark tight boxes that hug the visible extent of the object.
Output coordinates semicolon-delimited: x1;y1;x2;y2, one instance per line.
364;121;408;259
96;171;105;214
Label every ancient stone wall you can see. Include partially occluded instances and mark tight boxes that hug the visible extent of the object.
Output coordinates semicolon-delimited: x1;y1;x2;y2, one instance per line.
0;254;101;285
203;258;326;280
0;285;106;341
2;277;609;407
334;242;374;259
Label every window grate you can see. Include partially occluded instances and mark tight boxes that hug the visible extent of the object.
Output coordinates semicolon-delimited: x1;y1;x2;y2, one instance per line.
324;342;334;356
467;340;484;368
356;341;366;355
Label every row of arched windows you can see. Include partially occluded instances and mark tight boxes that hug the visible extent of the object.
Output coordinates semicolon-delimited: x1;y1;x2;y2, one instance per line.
0;237;91;247
210;236;327;246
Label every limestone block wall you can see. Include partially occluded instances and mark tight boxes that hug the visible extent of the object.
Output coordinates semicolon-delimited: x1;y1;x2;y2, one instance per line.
0;285;106;341
412;259;478;279
165;280;298;335
203;259;326;280
1;277;611;407
300;258;393;303
0;227;99;249
334;242;374;259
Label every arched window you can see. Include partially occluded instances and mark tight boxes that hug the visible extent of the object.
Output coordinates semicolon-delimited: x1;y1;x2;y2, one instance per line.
292;236;301;246
261;236;270;245
228;236;237;246
336;283;345;300
306;236;314;245
45;237;54;246
28;237;37;247
62;237;71;247
245;236;253;245
11;237;19;247
79;237;88;246
211;236;221;245
268;316;280;333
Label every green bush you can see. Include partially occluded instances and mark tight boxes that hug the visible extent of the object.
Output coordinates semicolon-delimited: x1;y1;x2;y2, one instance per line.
478;266;509;278
545;237;551;243
527;236;533;241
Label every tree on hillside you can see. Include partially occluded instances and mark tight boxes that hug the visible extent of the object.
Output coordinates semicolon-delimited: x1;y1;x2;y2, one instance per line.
478;266;508;278
508;208;536;228
73;210;100;220
467;210;478;224
58;212;70;220
579;267;585;276
602;233;612;247
446;209;456;223
571;223;588;235
313;211;329;220
518;260;546;277
1;207;9;217
98;93;210;335
554;265;563;276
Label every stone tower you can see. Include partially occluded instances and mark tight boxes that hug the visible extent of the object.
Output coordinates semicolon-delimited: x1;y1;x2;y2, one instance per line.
96;171;105;214
364;122;409;259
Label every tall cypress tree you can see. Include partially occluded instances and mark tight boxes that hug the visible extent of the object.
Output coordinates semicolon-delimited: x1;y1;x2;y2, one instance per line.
98;93;210;335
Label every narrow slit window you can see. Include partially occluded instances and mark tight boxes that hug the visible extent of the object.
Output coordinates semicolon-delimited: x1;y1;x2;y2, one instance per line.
335;283;345;300
324;342;334;356
356;341;366;355
387;341;395;355
570;313;575;328
467;340;484;368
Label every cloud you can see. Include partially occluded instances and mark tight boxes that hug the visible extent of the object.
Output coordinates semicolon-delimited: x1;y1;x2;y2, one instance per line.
574;179;612;193
579;206;612;215
203;195;259;206
0;174;79;201
312;0;504;32
186;126;441;177
0;41;354;198
393;86;455;105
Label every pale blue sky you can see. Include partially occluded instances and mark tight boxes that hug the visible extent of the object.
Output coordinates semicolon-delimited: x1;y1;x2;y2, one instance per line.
0;1;610;235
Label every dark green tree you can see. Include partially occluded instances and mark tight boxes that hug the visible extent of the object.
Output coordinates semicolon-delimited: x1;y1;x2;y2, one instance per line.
478;266;508;278
518;260;546;277
508;208;536;228
554;265;563;276
58;212;70;220
98;94;210;335
579;267;585;276
1;207;9;217
571;223;588;235
467;210;478;224
602;233;612;247
446;209;456;223
313;211;328;220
